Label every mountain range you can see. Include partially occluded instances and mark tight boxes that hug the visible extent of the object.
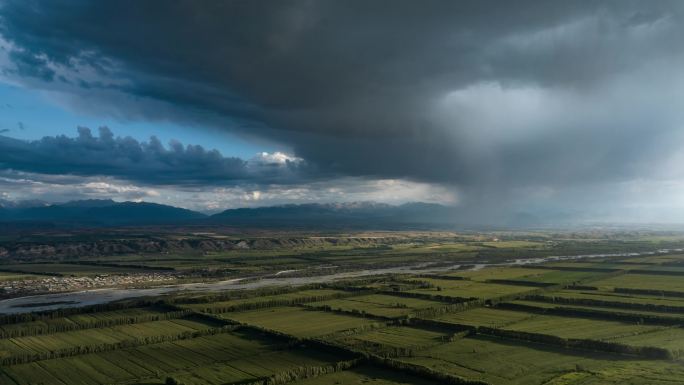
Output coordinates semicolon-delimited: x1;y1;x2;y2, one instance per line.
0;199;457;229
0;199;205;227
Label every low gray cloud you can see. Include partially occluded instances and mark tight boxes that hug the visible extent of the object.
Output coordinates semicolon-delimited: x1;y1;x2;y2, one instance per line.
0;127;309;186
1;1;684;219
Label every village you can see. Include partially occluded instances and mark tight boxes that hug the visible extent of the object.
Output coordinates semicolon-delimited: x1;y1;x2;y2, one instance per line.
0;272;181;297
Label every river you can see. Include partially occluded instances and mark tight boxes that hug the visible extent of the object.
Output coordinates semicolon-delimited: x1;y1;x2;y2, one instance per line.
0;248;679;314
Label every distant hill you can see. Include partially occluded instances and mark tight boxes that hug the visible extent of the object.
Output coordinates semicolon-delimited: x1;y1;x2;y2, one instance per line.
0;200;463;229
0;200;206;227
208;201;456;229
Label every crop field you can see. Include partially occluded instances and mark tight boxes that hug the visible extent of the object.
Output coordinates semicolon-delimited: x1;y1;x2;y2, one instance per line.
498;312;663;340
543;261;637;269
617;254;684;264
181;288;350;313
223;306;380;337
433;307;537;327
399;335;684;385
306;294;447;318
611;328;684;355
445;267;548;281
0;328;347;385
509;270;607;284
446;266;609;285
592;273;684;292
333;325;451;352
0;316;216;359
509;299;684;320
291;365;442;385
386;243;483;254
641;265;684;273
0;305;180;337
406;278;537;299
479;240;547;248
3;234;684;384
532;289;684;308
0;272;40;282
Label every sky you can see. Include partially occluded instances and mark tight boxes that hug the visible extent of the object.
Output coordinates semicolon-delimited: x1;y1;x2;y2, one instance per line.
0;1;684;223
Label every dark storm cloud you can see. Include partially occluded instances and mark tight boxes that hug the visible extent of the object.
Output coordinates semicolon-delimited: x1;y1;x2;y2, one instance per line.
0;127;309;186
1;0;684;200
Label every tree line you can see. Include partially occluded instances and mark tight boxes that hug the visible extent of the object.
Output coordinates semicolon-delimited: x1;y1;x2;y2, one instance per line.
0;299;166;325
0;307;192;338
524;294;684;314
615;287;684;298
498;301;684;326
477;326;673;360
0;323;240;366
170;283;338;305
194;291;367;314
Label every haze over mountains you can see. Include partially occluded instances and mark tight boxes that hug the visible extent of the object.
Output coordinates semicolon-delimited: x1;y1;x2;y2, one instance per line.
0;199;205;227
0;199;462;229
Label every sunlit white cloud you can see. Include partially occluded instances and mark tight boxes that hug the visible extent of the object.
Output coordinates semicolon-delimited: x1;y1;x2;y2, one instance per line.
0;169;457;213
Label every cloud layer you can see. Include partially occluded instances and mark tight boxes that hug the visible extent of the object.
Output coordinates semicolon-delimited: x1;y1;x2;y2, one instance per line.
0;127;306;185
2;1;684;220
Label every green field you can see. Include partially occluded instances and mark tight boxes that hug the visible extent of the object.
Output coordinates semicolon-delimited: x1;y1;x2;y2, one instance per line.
532;289;684;308
400;335;684;385
618;254;684;264
182;288;349;313
2;233;684;384
611;327;684;356
499;312;662;340
0;316;217;359
510;270;606;284
446;267;548;281
0;306;179;337
306;294;447;318
433;307;536;327
510;299;684;320
292;365;442;385
224;306;380;337
406;278;536;299
0;329;346;385
0;272;40;282
592;273;684;292
334;325;451;353
445;266;608;285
